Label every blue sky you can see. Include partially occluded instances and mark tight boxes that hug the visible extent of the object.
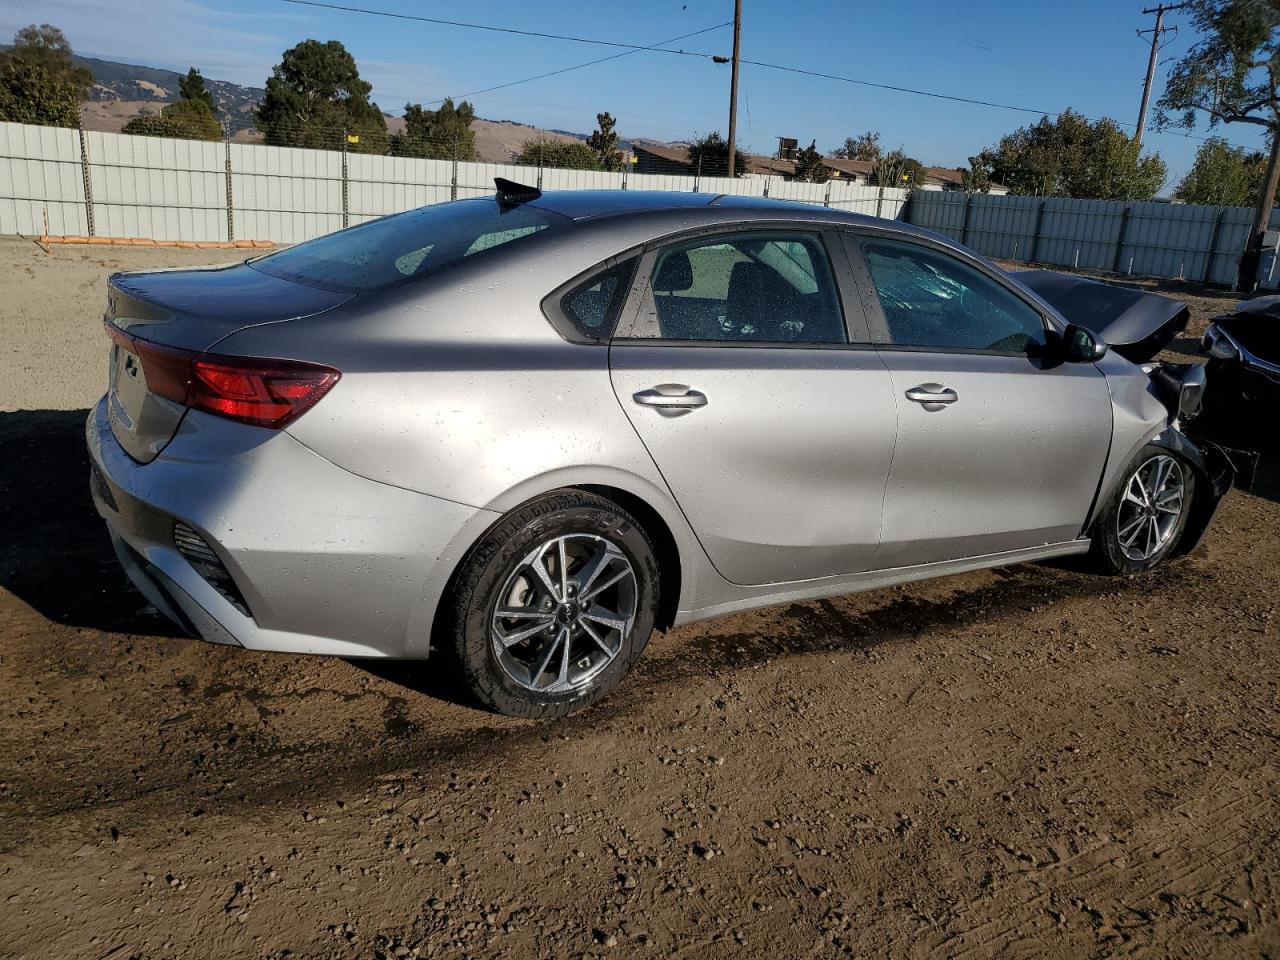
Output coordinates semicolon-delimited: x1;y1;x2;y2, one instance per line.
3;0;1270;188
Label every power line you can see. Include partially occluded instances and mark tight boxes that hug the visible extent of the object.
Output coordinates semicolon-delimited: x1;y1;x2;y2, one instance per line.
273;0;1255;152
737;56;1255;149
275;0;720;59
417;22;731;107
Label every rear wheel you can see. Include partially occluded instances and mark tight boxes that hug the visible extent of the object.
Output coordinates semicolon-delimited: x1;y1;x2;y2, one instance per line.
1089;445;1195;575
441;491;659;718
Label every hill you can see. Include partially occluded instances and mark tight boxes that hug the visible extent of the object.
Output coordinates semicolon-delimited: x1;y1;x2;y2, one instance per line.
57;53;665;162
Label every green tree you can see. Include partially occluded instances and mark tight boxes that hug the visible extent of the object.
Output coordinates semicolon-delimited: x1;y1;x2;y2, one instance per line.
687;131;747;177
962;157;991;193
178;68;216;116
257;40;387;154
123;99;221;141
5;24;93;93
1156;0;1280;286
0;57;82;126
0;24;93;127
1175;137;1266;205
971;110;1166;199
793;140;829;182
515;138;601;170
391;97;476;160
874;149;924;188
831;131;881;162
587;111;622;171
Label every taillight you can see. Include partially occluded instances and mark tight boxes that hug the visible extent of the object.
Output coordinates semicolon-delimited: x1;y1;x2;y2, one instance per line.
104;320;340;429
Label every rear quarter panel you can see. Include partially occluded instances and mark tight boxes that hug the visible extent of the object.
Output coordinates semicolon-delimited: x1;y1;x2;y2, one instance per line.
216;244;715;616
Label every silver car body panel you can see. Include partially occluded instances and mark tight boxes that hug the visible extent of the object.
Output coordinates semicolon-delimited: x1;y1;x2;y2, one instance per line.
86;191;1187;657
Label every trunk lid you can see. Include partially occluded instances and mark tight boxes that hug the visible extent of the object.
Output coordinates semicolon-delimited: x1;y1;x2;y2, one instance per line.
1012;269;1189;362
105;262;353;463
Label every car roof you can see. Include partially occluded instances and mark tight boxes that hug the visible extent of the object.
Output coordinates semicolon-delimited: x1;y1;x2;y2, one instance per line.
526;189;851;222
520;188;957;251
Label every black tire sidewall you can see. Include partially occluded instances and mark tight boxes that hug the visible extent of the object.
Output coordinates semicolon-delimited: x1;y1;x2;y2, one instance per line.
449;493;659;718
1092;445;1197;575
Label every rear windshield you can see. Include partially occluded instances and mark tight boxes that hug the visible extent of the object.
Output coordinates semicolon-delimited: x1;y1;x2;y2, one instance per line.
248;198;563;293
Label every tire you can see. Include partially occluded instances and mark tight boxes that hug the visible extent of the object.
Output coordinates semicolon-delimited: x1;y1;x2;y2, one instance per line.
440;490;660;718
1088;444;1196;576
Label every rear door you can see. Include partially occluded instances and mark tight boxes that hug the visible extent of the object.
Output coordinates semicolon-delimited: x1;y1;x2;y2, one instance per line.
608;227;897;586
844;232;1113;567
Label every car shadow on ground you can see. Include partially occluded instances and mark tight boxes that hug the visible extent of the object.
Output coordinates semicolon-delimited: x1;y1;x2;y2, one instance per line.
0;409;182;638
3;406;1276;705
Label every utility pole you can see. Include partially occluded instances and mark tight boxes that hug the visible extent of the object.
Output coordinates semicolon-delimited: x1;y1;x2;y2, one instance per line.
1135;2;1188;149
726;0;742;178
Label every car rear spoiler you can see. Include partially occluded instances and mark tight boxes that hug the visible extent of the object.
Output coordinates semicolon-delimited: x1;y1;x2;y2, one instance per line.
1012;269;1189;362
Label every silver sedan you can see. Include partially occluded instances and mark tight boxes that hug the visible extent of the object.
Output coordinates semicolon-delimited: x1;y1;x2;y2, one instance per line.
87;183;1232;717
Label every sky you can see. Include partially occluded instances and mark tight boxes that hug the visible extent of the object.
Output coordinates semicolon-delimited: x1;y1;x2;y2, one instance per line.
2;0;1271;190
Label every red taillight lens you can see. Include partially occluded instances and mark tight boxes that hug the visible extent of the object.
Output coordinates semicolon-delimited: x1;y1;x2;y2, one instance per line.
188;355;340;428
104;320;340;429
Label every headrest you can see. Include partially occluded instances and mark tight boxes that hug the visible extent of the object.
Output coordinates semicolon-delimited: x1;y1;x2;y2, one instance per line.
654;250;693;291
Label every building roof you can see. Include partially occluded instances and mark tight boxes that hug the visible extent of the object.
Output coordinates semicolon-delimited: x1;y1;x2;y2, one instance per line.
631;143;1005;191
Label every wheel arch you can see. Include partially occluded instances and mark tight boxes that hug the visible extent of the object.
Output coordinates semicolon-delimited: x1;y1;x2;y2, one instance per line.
420;469;697;656
1092;427;1233;558
571;483;682;631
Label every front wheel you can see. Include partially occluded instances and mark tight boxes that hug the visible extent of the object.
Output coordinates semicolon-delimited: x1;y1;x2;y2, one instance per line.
440;491;660;718
1088;445;1196;575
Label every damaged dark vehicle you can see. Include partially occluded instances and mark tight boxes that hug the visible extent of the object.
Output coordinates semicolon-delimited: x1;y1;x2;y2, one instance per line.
1198;294;1280;453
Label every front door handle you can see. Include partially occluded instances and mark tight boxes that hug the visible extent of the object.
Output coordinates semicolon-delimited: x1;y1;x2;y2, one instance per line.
632;384;708;417
904;383;958;412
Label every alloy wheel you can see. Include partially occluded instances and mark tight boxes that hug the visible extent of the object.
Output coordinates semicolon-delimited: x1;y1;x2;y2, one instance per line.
1116;455;1185;562
489;534;638;694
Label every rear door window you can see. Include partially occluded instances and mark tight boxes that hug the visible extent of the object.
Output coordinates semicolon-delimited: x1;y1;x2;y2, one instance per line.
629;231;847;344
249;199;562;293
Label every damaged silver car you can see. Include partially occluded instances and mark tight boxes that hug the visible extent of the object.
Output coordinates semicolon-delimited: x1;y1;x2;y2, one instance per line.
88;185;1233;717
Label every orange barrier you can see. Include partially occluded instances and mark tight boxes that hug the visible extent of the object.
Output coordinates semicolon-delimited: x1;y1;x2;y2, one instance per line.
37;236;273;249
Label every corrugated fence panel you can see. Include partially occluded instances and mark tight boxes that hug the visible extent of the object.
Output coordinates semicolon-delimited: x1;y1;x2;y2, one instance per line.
625;171;698;193
0;121;1273;281
230;143;343;243
696;174;763;197
456;160;537;197
769;180;829;205
960;194;1041;261
86;131;225;241
906;191;968;240
0;122;86;235
903;190;1277;285
540;168;625;191
346;153;452;223
1121;201;1217;280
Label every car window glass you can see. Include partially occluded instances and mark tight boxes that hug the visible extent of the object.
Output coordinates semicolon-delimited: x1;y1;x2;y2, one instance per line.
249;199;558;293
394;245;434;275
638;232;845;343
560;259;635;338
860;239;1047;353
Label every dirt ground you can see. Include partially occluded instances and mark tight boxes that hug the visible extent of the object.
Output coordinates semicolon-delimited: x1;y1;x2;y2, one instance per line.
1;238;1278;960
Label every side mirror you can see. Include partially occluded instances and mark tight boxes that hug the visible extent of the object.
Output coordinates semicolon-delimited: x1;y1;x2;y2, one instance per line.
1062;323;1108;363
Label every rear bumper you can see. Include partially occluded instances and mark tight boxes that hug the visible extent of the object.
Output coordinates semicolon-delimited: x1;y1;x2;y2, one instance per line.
86;398;496;657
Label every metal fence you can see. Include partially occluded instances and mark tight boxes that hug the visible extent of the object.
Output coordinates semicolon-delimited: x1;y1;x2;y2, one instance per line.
903;190;1275;287
0;121;909;245
2;119;1270;287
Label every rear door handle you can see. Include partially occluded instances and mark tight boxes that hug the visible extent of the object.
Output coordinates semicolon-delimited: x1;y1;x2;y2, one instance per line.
632;385;708;416
904;383;958;411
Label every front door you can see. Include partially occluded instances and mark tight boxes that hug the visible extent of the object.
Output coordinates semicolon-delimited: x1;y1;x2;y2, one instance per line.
847;233;1113;568
609;228;897;586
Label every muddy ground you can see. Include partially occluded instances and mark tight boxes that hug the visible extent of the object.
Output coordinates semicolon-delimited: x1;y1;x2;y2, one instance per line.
0;238;1277;959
